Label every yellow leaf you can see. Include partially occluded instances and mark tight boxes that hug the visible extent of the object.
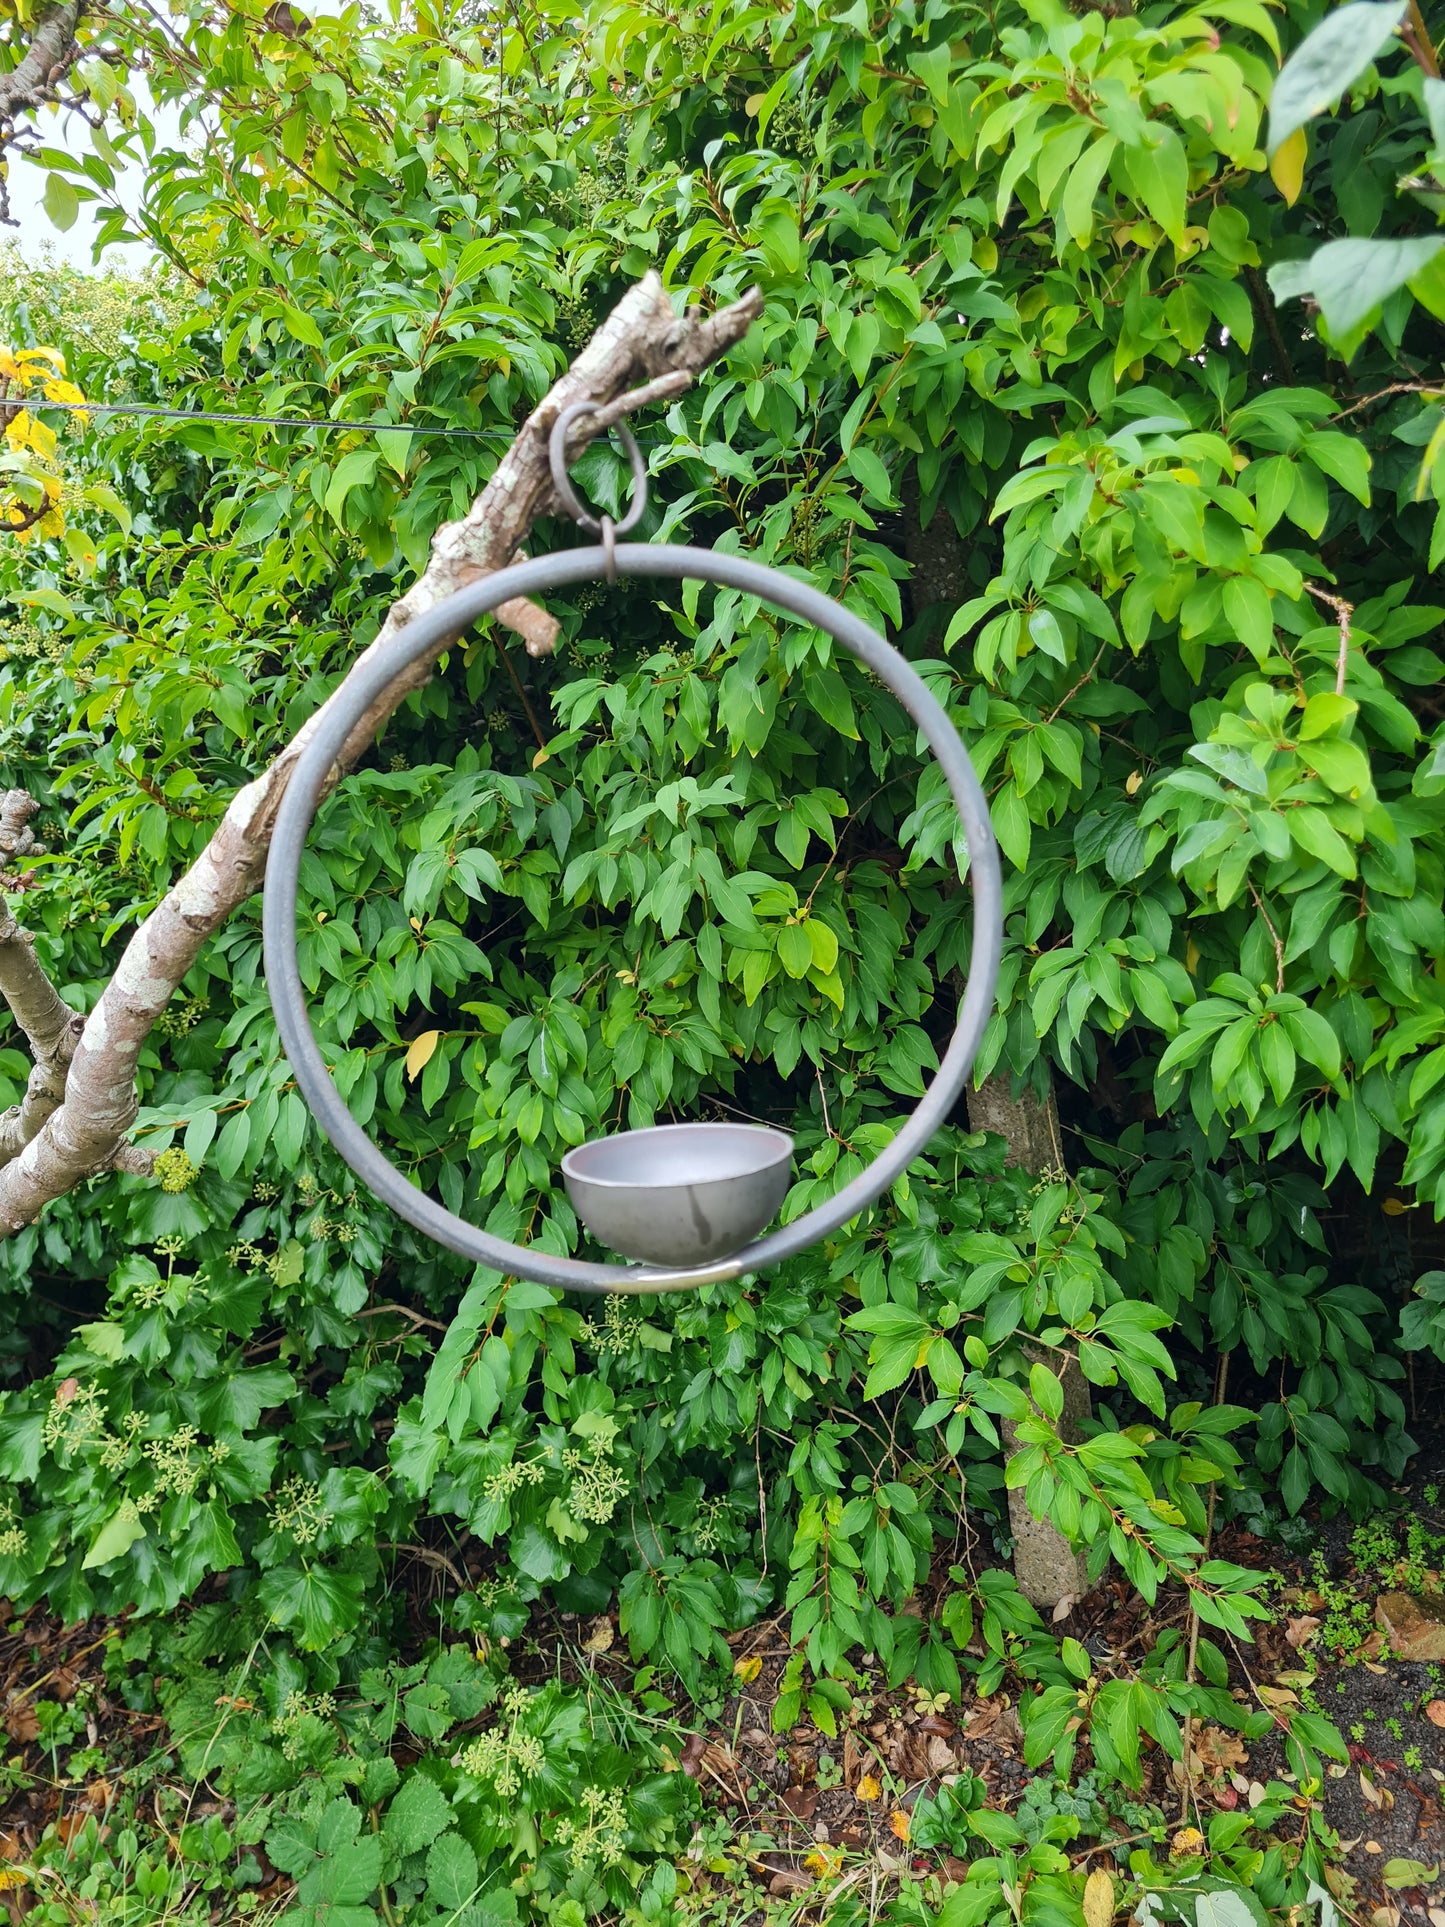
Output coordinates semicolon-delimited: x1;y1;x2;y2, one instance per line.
532;748;550;769
1170;1828;1205;1860
1270;127;1307;208
734;1654;762;1683
1125;770;1143;796
888;1809;910;1841
1382;1197;1410;1215
1185;938;1201;975
856;1774;881;1802
405;1030;440;1081
1084;1869;1116;1927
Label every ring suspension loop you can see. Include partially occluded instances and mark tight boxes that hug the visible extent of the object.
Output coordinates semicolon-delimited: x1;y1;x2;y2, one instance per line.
262;412;1004;1295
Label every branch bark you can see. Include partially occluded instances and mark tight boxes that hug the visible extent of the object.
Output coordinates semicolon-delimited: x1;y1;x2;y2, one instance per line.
966;1071;1092;1614
0;1;85;225
0;794;82;1168
0;2;83;122
0;274;761;1234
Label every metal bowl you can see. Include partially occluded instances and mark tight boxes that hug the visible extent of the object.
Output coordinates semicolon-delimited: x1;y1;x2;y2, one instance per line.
561;1122;794;1268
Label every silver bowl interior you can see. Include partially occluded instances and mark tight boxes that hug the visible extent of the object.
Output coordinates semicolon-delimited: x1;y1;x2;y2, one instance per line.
561;1122;793;1267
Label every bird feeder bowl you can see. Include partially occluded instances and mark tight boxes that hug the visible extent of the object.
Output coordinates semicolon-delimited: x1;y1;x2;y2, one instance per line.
262;403;1004;1294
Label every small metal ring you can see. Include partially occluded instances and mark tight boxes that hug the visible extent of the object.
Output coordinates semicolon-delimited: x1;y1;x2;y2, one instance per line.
547;400;648;536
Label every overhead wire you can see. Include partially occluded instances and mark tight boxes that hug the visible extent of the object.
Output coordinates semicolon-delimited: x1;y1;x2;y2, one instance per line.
17;397;494;437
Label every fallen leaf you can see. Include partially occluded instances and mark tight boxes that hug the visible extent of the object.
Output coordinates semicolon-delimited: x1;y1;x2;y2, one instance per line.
1052;1592;1079;1621
581;1617;614;1655
918;1714;956;1738
1170;1828;1204;1860
1084;1868;1115;1927
679;1734;706;1779
856;1775;881;1803
1426;1909;1445;1927
3;1704;36;1744
889;1810;910;1842
943;1856;970;1884
782;1785;819;1822
733;1654;762;1684
925;1735;956;1775
1247;1782;1266;1808
1195;1727;1248;1776
1366;1841;1383;1855
1383;1859;1439;1890
963;1699;1003;1741
1285;1615;1321;1649
742;1727;771;1750
1426;1700;1445;1729
1360;1771;1394;1811
768;1871;811;1896
1214;1786;1238;1809
1257;1685;1298;1708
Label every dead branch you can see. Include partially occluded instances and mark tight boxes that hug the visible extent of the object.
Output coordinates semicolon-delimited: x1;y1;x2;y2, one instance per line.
0;274;761;1234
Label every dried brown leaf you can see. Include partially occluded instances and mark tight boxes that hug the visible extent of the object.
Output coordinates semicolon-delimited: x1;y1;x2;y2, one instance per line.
782;1785;819;1821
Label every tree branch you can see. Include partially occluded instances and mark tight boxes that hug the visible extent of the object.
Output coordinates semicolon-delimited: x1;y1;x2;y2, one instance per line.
0;2;85;226
0;793;83;1170
0;274;761;1234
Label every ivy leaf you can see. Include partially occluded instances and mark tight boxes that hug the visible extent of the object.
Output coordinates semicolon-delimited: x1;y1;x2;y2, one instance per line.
257;1563;366;1650
82;1501;146;1570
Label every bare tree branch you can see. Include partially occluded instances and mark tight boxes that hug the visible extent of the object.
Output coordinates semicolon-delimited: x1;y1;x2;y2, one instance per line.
0;2;85;225
0;793;83;1169
0;273;762;1233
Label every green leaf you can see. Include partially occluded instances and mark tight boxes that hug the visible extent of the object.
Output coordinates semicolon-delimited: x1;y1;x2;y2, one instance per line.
1382;1859;1439;1889
385;1774;454;1854
43;172;79;232
1266;1;1408;153
281;303;326;350
325;448;381;523
427;1831;480;1909
803;666;859;741
82;1501;146;1570
257;1564;366;1650
1269;236;1445;340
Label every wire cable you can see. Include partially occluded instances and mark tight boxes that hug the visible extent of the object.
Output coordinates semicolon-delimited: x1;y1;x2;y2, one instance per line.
18;397;495;438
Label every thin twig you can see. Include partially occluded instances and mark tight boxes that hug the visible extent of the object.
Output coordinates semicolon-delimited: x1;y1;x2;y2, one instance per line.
1304;584;1353;695
376;1541;468;1590
1248;886;1286;995
355;1303;448;1333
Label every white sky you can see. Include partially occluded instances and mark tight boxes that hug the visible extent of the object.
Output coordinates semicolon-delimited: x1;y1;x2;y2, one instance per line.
8;0;346;274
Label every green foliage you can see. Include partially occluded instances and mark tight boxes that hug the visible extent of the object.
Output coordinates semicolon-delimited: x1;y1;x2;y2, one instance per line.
0;3;1437;1916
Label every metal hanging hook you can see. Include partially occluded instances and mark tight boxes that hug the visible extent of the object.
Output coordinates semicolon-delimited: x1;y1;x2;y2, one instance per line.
547;400;649;541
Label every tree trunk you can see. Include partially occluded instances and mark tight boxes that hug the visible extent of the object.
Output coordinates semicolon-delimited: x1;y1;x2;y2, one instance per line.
966;1071;1091;1614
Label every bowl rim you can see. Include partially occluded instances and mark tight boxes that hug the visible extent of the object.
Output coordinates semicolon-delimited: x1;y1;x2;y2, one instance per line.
560;1121;794;1192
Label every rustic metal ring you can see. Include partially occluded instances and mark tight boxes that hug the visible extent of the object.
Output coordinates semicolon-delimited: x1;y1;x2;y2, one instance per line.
547;402;648;536
262;544;1004;1294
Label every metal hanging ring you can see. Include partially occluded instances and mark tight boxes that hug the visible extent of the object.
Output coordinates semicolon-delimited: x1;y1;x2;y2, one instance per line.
547;401;649;536
262;543;1004;1296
